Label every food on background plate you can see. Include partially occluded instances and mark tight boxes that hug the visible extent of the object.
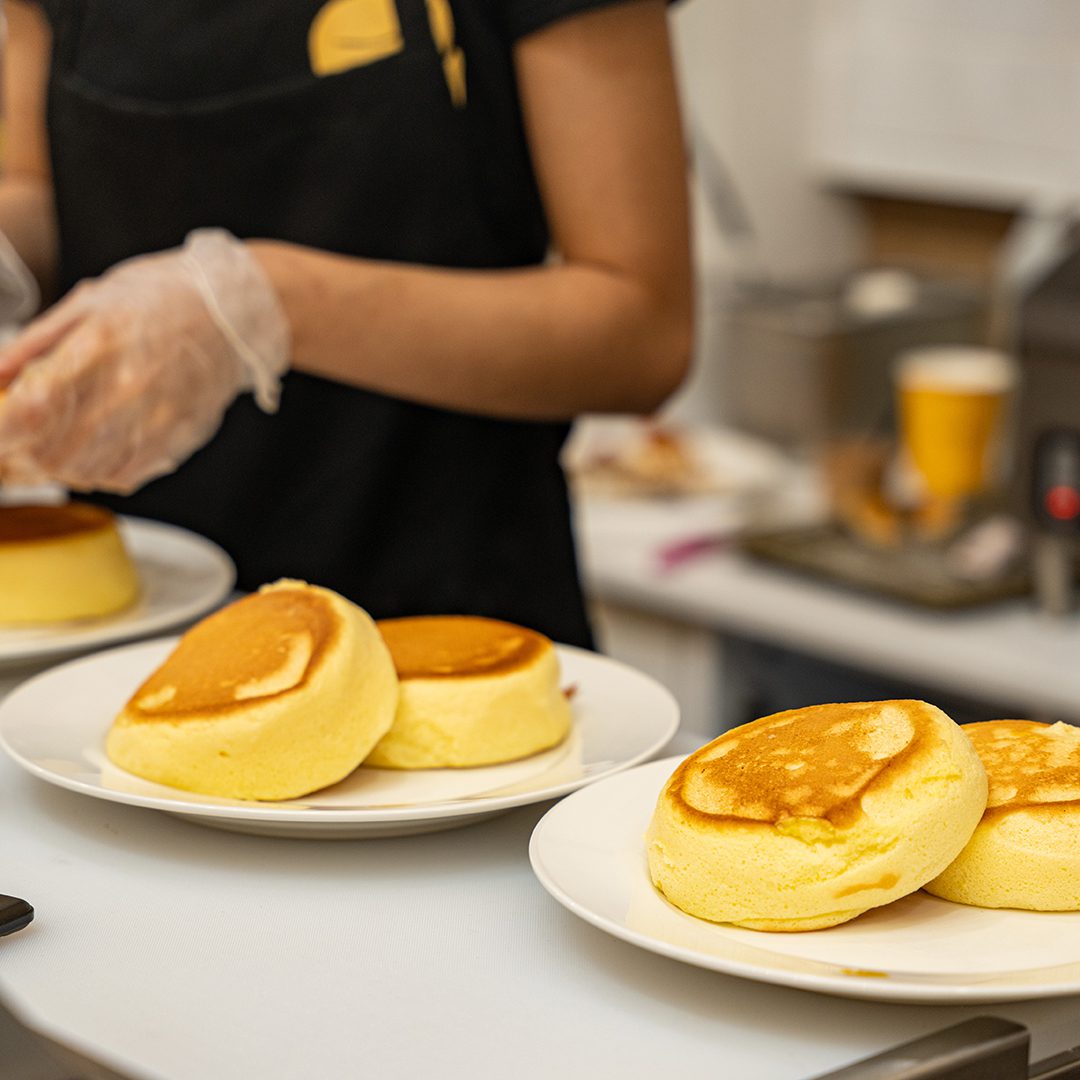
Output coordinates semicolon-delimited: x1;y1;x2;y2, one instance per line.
925;720;1080;911
564;422;721;498
0;502;140;624
646;700;987;931
825;437;967;549
365;615;572;769
106;579;398;801
823;437;902;549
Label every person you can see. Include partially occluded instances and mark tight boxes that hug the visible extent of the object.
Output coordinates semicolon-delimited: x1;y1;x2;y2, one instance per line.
0;0;691;648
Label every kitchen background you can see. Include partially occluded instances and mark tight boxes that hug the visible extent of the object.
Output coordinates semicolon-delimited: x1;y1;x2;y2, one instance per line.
569;0;1080;739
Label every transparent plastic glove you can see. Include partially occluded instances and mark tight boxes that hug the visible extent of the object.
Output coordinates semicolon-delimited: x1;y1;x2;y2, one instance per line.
0;228;289;494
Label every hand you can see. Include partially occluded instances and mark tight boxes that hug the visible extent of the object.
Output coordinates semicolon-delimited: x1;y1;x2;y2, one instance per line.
0;229;290;494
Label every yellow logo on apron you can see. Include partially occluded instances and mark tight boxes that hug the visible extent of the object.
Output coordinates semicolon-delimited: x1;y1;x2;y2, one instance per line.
309;0;404;76
425;0;466;107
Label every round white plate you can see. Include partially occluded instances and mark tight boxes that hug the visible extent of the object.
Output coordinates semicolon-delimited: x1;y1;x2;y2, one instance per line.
0;638;679;838
0;517;236;667
530;756;1080;1004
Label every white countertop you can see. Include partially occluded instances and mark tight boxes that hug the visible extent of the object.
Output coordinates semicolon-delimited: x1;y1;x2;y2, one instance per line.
2;728;1080;1080
0;474;1078;1077
576;495;1080;721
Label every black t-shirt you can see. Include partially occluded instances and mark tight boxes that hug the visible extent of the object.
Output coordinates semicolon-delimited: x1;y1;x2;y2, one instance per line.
25;0;641;645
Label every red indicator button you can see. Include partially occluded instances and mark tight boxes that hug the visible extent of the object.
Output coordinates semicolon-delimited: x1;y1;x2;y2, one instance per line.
1045;485;1080;521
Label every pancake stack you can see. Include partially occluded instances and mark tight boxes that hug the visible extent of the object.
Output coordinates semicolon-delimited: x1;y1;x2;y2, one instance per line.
926;720;1080;911
365;615;571;768
106;579;399;800
646;700;987;931
0;502;140;623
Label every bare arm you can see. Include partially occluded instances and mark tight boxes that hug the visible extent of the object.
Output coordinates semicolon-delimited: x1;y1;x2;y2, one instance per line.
253;0;692;420
0;0;57;300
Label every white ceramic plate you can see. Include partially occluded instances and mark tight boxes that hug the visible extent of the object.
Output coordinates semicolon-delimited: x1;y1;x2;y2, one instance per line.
530;756;1080;1004
0;638;679;838
0;517;236;667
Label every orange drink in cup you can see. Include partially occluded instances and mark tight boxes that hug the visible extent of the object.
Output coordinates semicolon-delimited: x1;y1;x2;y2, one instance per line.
895;346;1018;505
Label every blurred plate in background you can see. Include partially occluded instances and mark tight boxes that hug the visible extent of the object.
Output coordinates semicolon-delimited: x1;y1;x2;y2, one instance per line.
563;419;789;502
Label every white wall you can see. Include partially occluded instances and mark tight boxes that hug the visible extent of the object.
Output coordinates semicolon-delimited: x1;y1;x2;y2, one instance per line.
665;0;863;425
811;0;1080;208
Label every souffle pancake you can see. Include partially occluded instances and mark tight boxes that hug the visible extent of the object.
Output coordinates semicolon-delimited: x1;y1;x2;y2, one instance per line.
0;502;140;624
365;615;572;769
106;580;398;800
646;700;987;931
926;720;1080;911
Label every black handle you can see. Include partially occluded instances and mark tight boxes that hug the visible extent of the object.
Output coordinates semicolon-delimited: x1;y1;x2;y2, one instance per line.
1029;1045;1080;1080
808;1016;1030;1079
0;894;33;937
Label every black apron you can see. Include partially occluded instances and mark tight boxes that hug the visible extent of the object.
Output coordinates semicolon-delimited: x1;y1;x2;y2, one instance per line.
42;0;594;647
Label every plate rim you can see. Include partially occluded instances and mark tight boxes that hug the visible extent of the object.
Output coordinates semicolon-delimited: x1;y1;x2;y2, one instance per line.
0;516;236;665
528;756;1080;1004
0;637;680;827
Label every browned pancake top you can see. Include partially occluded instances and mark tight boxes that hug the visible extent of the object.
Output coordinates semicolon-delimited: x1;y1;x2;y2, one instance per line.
963;720;1080;816
377;616;547;680
669;700;931;829
0;502;114;545
127;587;341;720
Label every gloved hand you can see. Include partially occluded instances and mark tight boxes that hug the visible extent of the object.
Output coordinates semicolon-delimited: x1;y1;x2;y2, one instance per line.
0;228;290;493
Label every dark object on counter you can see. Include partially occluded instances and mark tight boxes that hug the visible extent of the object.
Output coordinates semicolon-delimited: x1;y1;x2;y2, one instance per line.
1012;221;1080;521
0;894;32;937
1032;430;1080;532
809;1015;1080;1079
1031;429;1080;616
0;994;143;1080
1033;1049;1080;1080
742;525;1029;609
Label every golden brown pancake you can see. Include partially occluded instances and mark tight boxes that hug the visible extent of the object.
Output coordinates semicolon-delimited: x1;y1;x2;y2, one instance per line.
106;580;399;800
364;615;572;769
646;700;987;931
0;502;140;623
377;614;547;679
926;720;1080;910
